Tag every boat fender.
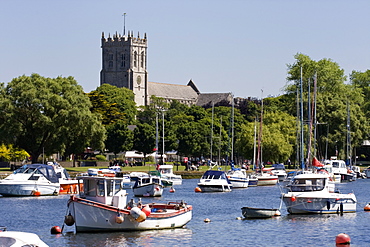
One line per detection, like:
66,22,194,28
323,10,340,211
64,213,75,226
130,207,147,222
32,190,41,196
141,204,151,216
50,226,62,234
290,196,296,202
326,201,331,210
115,213,124,224
335,233,350,245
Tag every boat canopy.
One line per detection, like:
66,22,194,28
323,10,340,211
15,164,59,183
201,170,228,180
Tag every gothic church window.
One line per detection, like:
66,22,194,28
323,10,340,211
134,51,137,67
141,52,144,68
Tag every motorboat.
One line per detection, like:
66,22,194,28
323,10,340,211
129,172,149,182
0,226,48,247
197,170,232,192
256,169,279,186
282,173,357,214
241,207,281,219
149,170,173,187
326,159,356,182
271,164,287,182
226,168,249,188
248,174,258,187
158,164,183,185
65,176,192,232
51,162,82,194
133,175,164,197
0,164,60,196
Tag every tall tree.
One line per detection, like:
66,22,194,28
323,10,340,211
132,123,156,165
0,74,106,163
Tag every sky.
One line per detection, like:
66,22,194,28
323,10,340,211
1,0,370,99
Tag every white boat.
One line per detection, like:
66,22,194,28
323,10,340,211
0,164,60,196
226,169,249,188
51,162,81,194
256,169,279,186
0,226,48,247
158,164,183,185
282,173,357,214
129,171,149,181
248,174,258,187
326,159,356,182
65,176,192,232
133,176,164,197
197,170,232,192
271,164,287,182
241,207,281,219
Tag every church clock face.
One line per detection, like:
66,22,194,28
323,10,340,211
137,75,141,85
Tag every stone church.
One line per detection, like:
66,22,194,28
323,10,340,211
100,31,232,107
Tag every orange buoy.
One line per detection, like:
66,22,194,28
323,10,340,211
335,233,350,245
194,187,202,193
364,203,370,211
32,190,41,196
169,187,175,193
290,196,296,202
50,226,62,234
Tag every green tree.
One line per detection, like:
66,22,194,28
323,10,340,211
132,123,156,165
0,74,106,163
105,120,134,156
285,53,367,160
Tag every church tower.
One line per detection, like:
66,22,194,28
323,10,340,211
100,31,148,106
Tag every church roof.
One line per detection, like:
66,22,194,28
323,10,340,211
196,93,233,107
148,81,198,100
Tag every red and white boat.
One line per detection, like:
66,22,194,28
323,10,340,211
64,176,192,232
256,168,278,186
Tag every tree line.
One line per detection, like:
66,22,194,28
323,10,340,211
1,53,369,166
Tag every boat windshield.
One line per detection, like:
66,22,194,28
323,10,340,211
289,178,325,192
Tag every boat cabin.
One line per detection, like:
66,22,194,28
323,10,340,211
288,175,327,192
78,176,128,209
201,170,229,181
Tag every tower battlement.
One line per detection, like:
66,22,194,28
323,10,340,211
101,31,147,46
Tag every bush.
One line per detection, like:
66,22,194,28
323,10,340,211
95,155,106,161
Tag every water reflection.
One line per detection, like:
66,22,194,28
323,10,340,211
62,228,192,247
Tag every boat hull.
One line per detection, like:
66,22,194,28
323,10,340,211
197,183,232,192
241,207,281,218
257,177,278,186
0,182,59,196
68,197,192,232
282,193,357,214
133,183,163,197
228,178,249,188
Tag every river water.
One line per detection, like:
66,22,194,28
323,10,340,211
1,178,370,246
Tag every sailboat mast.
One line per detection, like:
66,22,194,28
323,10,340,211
300,67,305,170
231,97,234,162
253,118,257,169
155,113,159,164
210,102,214,161
346,101,351,165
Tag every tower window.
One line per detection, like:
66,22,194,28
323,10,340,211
134,51,137,67
141,52,144,68
109,61,113,68
108,54,113,60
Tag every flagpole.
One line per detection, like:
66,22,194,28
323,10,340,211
122,13,127,36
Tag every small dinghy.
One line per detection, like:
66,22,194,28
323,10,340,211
241,207,281,219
